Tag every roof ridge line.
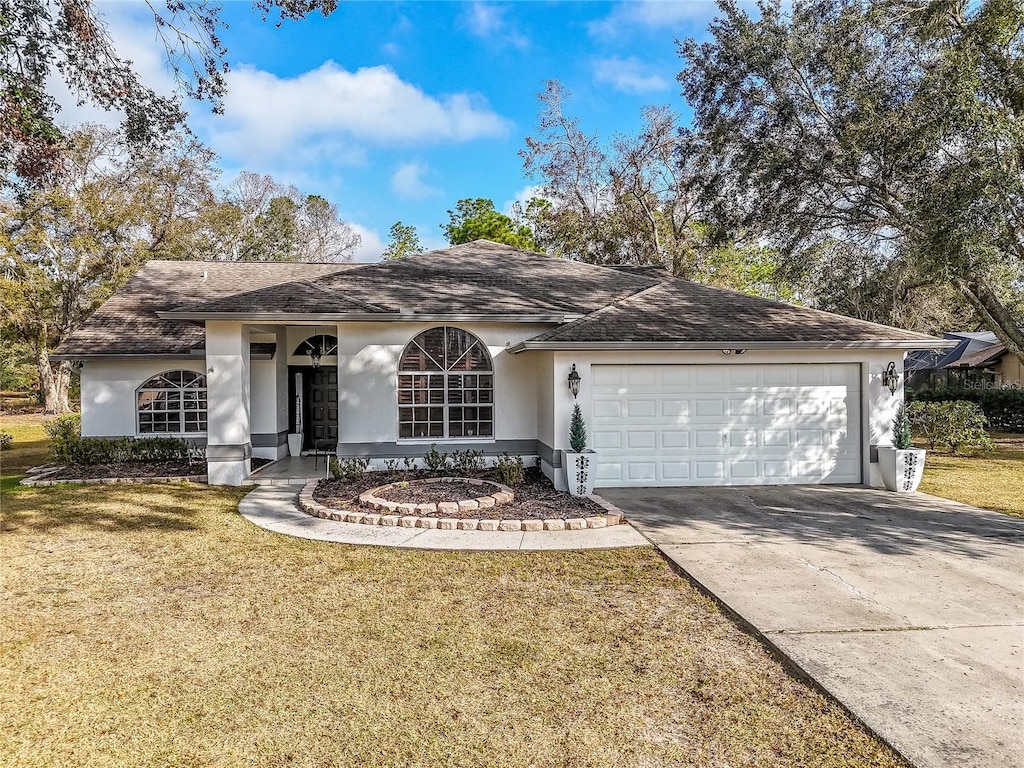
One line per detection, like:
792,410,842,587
530,281,668,342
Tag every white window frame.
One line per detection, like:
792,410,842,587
136,370,208,436
397,327,494,441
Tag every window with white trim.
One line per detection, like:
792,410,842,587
398,327,493,439
137,370,207,434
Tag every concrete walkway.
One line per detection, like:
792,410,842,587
239,484,649,551
600,485,1024,768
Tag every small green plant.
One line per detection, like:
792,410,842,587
450,449,484,474
569,403,588,452
423,443,450,472
0,433,12,451
330,456,370,481
493,452,525,486
892,405,912,450
907,400,993,453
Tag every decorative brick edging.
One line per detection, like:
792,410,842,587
299,480,626,531
358,477,515,515
21,473,207,487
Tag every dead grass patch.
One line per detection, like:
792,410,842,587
0,483,906,768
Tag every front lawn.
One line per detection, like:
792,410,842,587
0,414,50,476
0,483,904,768
919,446,1024,518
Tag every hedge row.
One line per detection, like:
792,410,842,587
908,389,1024,432
44,414,204,465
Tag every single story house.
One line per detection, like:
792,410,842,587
53,240,950,489
946,342,1023,390
905,331,1001,391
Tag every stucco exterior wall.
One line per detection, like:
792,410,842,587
531,348,904,489
80,359,207,438
995,354,1024,388
333,321,549,458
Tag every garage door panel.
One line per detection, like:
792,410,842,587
593,364,861,487
592,430,622,450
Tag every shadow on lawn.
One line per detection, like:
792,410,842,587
0,481,232,535
601,484,1024,561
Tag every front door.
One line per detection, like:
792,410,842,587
307,367,339,448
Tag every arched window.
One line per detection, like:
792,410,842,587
398,327,493,439
137,370,207,434
293,334,338,358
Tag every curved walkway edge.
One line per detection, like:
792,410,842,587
238,484,650,551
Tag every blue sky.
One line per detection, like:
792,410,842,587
62,2,724,259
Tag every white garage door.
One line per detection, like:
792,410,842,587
591,364,861,487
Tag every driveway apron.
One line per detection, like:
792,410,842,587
601,485,1024,768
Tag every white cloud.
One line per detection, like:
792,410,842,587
462,3,529,50
502,184,546,216
209,62,510,165
350,223,386,262
593,56,671,94
588,1,720,39
390,162,442,200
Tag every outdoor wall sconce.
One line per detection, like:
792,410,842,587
882,361,901,395
567,364,581,399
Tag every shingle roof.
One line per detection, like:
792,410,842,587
54,260,354,357
951,342,1007,369
167,240,660,316
522,279,936,345
55,240,944,358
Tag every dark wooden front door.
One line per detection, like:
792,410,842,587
307,368,339,448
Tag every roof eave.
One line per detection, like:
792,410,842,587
507,339,958,354
157,311,581,324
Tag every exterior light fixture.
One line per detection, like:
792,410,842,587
308,326,322,369
882,361,900,395
567,364,581,399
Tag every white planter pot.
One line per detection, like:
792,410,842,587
563,450,597,497
878,447,926,493
287,433,303,457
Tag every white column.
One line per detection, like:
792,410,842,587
205,321,251,485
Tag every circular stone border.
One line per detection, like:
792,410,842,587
358,477,515,516
300,479,625,531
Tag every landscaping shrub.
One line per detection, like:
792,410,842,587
330,456,370,481
907,400,994,453
423,444,450,472
892,405,912,449
48,429,203,466
44,415,81,456
909,389,1024,432
0,433,12,450
569,403,588,452
450,449,484,474
493,453,525,486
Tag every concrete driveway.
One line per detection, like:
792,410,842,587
599,485,1024,768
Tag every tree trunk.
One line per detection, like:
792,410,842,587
952,278,1024,365
37,350,72,415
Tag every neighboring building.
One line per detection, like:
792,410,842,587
906,331,1022,391
951,342,1023,389
53,241,951,488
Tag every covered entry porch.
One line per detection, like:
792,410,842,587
206,321,340,485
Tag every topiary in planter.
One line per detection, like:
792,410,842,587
569,403,587,453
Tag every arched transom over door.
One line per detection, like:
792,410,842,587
398,327,493,439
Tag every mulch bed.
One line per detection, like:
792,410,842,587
376,480,493,505
314,467,603,520
40,460,203,481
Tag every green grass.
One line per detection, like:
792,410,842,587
0,483,905,768
920,448,1024,518
0,414,51,476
